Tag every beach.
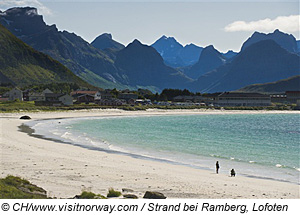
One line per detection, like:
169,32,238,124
0,109,299,198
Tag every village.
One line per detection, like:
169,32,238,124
1,87,300,110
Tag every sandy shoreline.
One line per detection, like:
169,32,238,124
1,109,299,198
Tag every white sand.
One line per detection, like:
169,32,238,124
0,109,299,198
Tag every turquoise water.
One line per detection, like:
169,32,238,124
30,113,300,184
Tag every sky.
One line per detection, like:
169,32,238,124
0,0,299,52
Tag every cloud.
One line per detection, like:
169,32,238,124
224,15,300,33
0,0,52,15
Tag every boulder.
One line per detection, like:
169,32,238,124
20,115,31,120
123,194,138,199
143,191,166,199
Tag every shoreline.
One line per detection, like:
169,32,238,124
1,109,299,198
20,115,299,186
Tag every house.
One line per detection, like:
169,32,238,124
75,94,95,103
58,94,73,106
28,89,53,102
216,92,271,107
71,91,101,103
28,92,45,101
43,88,53,94
35,93,73,106
7,88,23,101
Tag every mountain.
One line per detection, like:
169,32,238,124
297,40,300,54
115,40,192,89
151,35,204,67
91,33,125,51
185,45,226,79
0,7,126,89
178,44,203,66
222,50,237,60
241,29,298,53
238,75,300,94
191,40,300,93
0,24,90,87
151,35,183,67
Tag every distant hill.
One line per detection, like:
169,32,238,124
151,36,203,67
238,76,300,94
191,40,300,93
91,33,125,51
0,7,126,89
241,29,298,53
0,24,91,87
115,40,192,89
185,45,226,79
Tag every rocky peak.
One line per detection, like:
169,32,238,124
0,7,47,36
241,29,297,53
98,33,113,40
130,39,143,46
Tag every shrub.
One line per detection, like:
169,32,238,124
76,191,106,199
0,175,47,199
107,188,121,198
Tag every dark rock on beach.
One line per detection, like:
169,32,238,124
20,115,31,120
123,194,138,199
143,191,166,199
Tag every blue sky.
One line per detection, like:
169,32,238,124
0,0,299,52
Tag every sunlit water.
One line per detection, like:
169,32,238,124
27,113,300,184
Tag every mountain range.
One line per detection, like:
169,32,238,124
151,36,203,68
0,23,91,88
241,29,298,53
0,7,299,93
0,7,125,89
191,40,300,92
0,7,190,91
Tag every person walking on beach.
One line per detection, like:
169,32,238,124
216,161,220,174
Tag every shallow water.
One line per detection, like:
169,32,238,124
27,113,300,184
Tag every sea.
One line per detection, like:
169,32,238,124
25,113,300,184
